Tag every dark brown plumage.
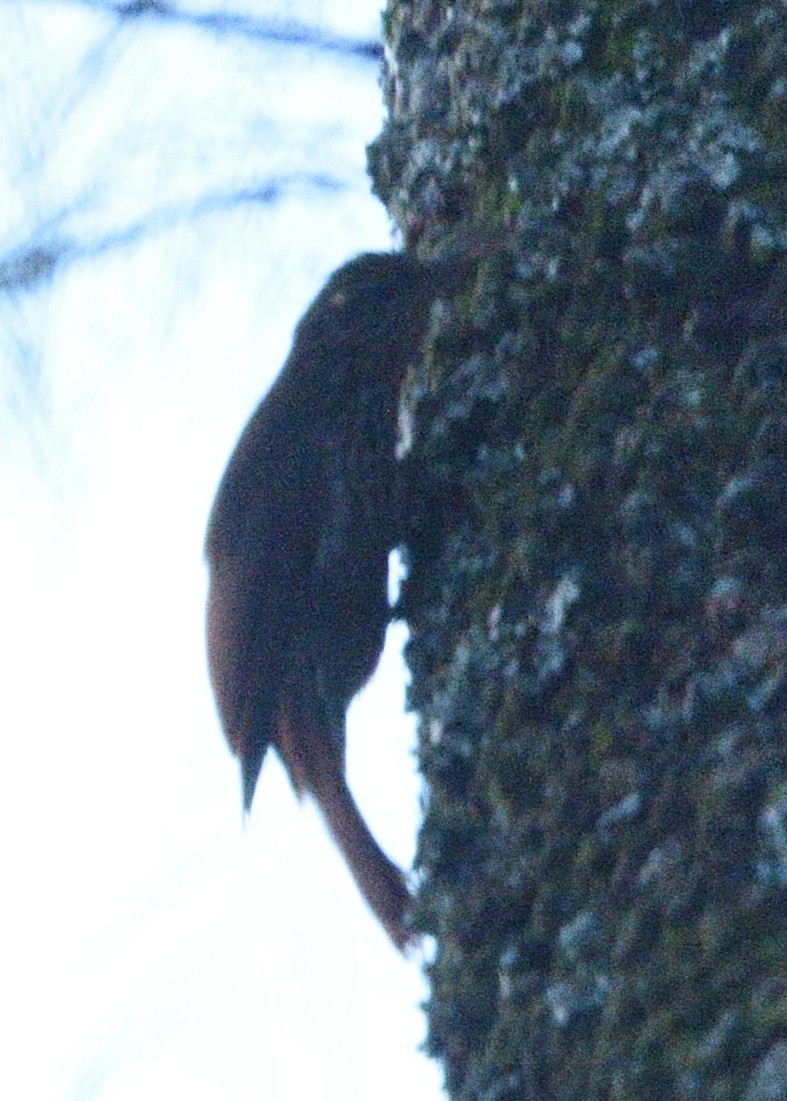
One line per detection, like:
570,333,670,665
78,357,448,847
205,241,499,949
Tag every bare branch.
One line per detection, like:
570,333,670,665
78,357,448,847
0,174,345,292
23,0,384,61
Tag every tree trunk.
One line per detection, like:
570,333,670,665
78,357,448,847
369,3,787,1099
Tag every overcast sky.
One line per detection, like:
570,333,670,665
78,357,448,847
1,4,442,1099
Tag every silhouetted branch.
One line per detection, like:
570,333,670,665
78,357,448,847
0,174,345,293
26,0,384,61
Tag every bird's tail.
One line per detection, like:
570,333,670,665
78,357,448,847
275,705,413,951
313,772,413,951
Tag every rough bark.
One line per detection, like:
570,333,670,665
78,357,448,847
368,2,787,1099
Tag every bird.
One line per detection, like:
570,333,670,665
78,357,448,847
205,237,502,949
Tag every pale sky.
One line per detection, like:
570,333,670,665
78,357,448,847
0,4,442,1099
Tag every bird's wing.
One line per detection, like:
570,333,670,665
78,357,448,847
205,392,322,809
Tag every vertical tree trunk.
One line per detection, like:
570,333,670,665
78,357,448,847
369,3,787,1098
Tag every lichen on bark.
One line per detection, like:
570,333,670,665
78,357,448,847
369,2,787,1099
